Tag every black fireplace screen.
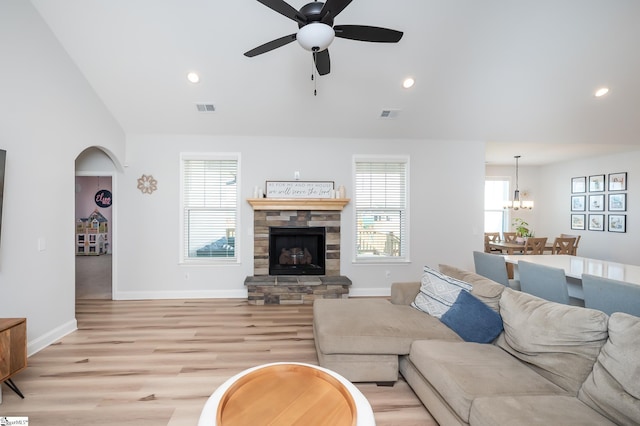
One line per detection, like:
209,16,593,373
269,227,326,275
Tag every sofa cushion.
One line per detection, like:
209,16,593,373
390,281,421,305
411,265,472,318
578,312,640,425
409,340,567,423
440,290,503,343
470,395,617,426
439,264,505,313
495,288,609,394
313,298,461,355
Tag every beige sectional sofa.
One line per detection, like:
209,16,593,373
313,265,640,425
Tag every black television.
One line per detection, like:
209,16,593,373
0,149,5,245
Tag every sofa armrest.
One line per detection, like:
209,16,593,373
390,282,421,305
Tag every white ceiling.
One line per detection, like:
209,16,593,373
31,0,640,165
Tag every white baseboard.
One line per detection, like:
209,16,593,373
113,289,249,300
27,319,77,357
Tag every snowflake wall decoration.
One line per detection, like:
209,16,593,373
137,174,158,194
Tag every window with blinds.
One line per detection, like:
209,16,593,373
354,158,409,261
181,154,239,262
485,178,509,233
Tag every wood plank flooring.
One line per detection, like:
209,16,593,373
0,299,437,426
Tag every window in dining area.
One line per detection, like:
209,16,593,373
485,178,509,233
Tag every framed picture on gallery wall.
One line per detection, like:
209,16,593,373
608,172,627,191
589,175,605,192
608,193,627,211
571,176,586,193
571,195,586,211
588,194,605,211
608,214,626,233
588,214,605,231
571,214,586,230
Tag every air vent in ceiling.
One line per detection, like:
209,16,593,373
380,109,400,119
196,103,215,112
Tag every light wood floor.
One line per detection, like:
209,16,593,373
75,254,112,300
1,298,437,426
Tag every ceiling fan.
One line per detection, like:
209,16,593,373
244,0,403,76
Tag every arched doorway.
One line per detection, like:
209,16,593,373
75,147,118,301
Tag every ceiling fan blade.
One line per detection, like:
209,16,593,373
334,25,403,43
314,49,331,75
257,0,306,24
244,33,297,57
319,0,353,21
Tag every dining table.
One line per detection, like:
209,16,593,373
503,254,640,300
487,240,553,255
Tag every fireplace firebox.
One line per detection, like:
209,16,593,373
269,227,326,275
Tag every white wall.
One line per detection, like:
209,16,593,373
0,1,125,354
488,150,640,265
116,135,486,298
537,151,640,264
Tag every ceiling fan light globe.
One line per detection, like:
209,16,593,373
297,23,335,52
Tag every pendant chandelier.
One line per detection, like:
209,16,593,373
503,155,533,210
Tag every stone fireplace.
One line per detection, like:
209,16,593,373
253,209,341,276
245,198,351,305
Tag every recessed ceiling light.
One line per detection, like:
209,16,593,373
402,77,415,89
187,72,200,84
595,87,609,97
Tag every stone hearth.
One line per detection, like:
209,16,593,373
245,275,352,305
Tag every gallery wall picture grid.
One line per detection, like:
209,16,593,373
588,214,605,231
608,193,627,211
608,214,626,233
588,194,605,211
571,214,586,230
589,175,605,192
608,172,627,191
571,195,586,211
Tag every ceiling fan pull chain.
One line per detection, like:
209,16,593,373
312,52,317,96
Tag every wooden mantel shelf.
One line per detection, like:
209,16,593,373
247,198,350,211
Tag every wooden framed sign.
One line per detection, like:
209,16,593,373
266,181,334,199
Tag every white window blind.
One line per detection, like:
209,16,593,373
484,178,509,233
181,155,238,261
354,159,408,260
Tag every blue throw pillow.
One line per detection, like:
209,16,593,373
440,290,503,343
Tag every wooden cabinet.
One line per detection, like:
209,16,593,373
0,318,27,383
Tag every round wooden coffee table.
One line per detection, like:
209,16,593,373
198,362,376,426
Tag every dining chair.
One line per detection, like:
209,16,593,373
473,251,520,290
560,233,581,255
502,232,517,243
484,232,501,253
581,274,640,316
552,237,576,255
523,237,548,255
518,260,569,304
